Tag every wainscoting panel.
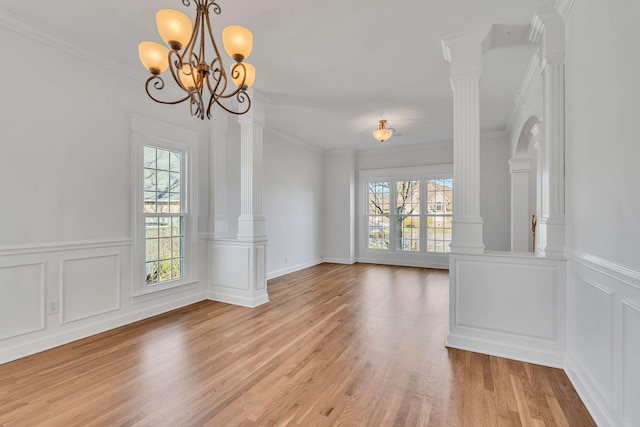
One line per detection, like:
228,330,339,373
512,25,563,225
61,254,120,324
456,260,556,340
256,245,266,290
565,253,640,427
448,252,566,368
210,244,250,290
208,239,269,308
0,238,206,365
622,300,640,426
0,262,44,340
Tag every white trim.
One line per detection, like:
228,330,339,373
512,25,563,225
322,257,357,265
207,290,269,308
0,238,132,257
359,164,453,180
0,8,144,83
131,114,200,298
357,257,449,271
569,252,640,291
267,258,324,280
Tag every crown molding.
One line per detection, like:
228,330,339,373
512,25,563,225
506,51,543,133
263,126,322,154
0,8,145,83
555,0,575,21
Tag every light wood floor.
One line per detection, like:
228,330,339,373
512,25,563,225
0,263,595,426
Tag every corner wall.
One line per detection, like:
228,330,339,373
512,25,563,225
563,1,640,425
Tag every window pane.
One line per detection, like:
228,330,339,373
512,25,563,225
171,259,182,279
398,215,420,251
169,172,180,192
144,146,156,169
172,217,182,236
144,169,156,191
145,239,158,263
157,149,170,171
145,217,159,238
368,181,390,215
159,238,172,260
368,215,389,249
170,152,181,172
157,192,170,213
157,171,170,193
146,262,158,285
159,260,172,281
396,180,420,215
144,192,157,213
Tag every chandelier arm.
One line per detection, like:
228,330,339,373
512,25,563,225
204,10,228,93
207,91,251,118
145,75,191,105
207,1,221,15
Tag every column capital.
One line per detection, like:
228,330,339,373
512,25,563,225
441,25,492,78
238,88,268,126
530,9,565,63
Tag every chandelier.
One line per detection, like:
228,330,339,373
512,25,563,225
138,1,255,120
373,120,395,142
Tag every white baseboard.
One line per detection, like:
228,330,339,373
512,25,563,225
267,258,324,280
565,355,622,427
0,291,206,365
207,290,269,308
446,333,565,369
357,257,449,270
322,257,356,265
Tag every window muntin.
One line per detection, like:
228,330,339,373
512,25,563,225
143,146,184,285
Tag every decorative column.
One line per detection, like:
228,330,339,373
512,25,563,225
509,158,532,252
237,89,267,241
442,26,492,254
209,112,229,238
208,89,269,308
531,10,566,257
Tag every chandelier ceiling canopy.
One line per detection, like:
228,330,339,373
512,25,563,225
138,0,255,120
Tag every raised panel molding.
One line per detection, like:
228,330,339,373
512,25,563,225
61,254,120,324
0,262,45,340
622,300,640,425
210,244,250,290
448,252,566,368
565,254,640,427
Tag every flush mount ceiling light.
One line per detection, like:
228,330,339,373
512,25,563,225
372,119,395,142
138,1,255,120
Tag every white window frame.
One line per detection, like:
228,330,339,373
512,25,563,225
359,164,453,269
131,114,199,297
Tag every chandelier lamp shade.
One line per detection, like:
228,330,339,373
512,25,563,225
138,1,255,120
373,119,395,142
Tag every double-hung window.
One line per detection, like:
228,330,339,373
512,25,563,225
132,114,198,297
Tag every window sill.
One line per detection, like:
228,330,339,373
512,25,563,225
131,278,200,305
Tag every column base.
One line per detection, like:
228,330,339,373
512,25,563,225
450,217,485,254
535,216,565,257
208,239,269,308
237,216,266,241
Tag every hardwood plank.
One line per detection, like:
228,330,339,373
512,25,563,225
0,263,596,426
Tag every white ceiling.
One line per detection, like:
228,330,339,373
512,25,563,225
0,0,552,151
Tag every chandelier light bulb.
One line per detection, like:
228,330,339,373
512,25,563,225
232,62,256,89
138,41,170,74
222,26,253,62
156,9,193,50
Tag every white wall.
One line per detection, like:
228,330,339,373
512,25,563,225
480,133,511,251
264,132,324,278
563,1,640,426
323,150,356,263
0,24,208,363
